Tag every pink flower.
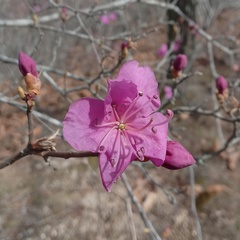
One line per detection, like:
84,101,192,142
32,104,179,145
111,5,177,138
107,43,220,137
61,7,68,15
164,86,173,99
99,14,111,25
33,5,41,13
63,60,195,191
99,12,118,25
173,40,181,52
216,76,228,94
18,52,38,77
157,43,168,57
109,12,118,22
173,54,188,71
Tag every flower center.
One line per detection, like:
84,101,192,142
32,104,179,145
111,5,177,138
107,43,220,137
118,123,125,130
94,90,173,166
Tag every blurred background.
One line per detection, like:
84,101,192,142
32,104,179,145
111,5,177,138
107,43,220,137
0,0,240,239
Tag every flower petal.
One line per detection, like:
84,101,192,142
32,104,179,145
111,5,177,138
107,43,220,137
115,61,159,98
63,98,109,152
105,79,139,118
99,151,135,192
162,141,196,170
127,112,169,166
113,60,161,111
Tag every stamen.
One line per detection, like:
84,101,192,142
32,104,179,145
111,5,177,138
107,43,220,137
122,130,143,161
166,109,174,120
109,130,121,168
98,126,117,152
127,118,154,131
137,147,145,161
124,97,155,123
99,146,105,151
95,121,119,128
152,109,173,127
151,126,157,133
121,93,143,122
112,104,121,122
110,159,116,167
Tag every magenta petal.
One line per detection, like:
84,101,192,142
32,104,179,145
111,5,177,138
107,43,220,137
18,52,38,77
127,112,168,166
99,152,134,192
105,79,138,117
162,141,195,170
114,60,161,107
142,112,168,166
109,60,160,117
63,98,108,152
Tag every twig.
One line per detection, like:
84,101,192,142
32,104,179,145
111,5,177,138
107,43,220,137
189,166,203,240
121,173,162,240
0,148,31,169
126,198,137,240
0,149,98,170
27,108,34,145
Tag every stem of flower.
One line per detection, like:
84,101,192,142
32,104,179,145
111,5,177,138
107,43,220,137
27,107,34,146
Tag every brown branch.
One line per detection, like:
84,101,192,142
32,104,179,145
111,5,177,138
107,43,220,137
0,148,31,169
0,148,99,170
42,151,99,160
27,108,34,145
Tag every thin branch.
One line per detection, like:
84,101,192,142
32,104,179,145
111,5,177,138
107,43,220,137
121,173,162,240
189,166,203,240
0,148,31,169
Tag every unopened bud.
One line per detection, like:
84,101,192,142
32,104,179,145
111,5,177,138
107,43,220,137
61,7,68,22
164,86,173,99
173,54,188,71
121,40,137,59
25,73,41,95
216,76,228,94
157,43,168,57
18,52,38,77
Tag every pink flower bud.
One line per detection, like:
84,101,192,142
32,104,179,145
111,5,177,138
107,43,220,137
18,52,38,77
162,141,196,170
121,41,129,50
33,5,41,13
164,86,173,99
216,76,228,94
61,7,68,15
173,54,188,71
99,15,110,25
173,40,181,52
157,43,168,57
109,12,118,22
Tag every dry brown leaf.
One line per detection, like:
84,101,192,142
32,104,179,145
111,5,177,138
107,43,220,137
142,191,158,212
184,184,203,197
196,184,228,211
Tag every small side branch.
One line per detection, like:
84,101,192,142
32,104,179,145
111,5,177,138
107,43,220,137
0,148,31,169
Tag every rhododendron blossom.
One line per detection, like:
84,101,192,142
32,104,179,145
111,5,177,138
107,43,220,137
63,60,195,191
